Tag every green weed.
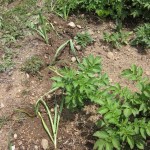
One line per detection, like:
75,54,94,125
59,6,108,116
131,23,150,49
74,32,94,48
21,56,44,75
103,31,131,48
55,0,80,20
0,0,38,45
29,13,50,44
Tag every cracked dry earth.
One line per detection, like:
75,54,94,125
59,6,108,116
0,18,150,150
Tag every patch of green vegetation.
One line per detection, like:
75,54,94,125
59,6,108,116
103,31,131,48
0,48,14,73
74,32,94,48
0,0,38,45
21,56,44,75
131,23,150,49
28,13,50,44
50,55,150,150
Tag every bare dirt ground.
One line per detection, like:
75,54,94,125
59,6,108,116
0,11,150,150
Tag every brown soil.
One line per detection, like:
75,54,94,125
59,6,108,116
0,12,150,150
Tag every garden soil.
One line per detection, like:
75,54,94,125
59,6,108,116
0,10,150,150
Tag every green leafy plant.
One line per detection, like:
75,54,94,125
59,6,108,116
93,64,150,150
131,23,150,49
0,0,37,45
54,0,150,30
21,56,44,75
29,13,50,44
51,55,109,109
35,89,64,149
131,0,150,20
55,0,81,20
103,31,131,48
74,32,94,48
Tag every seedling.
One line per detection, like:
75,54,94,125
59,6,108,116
52,39,77,64
35,88,64,149
131,23,150,49
29,13,50,44
74,32,94,48
103,31,131,48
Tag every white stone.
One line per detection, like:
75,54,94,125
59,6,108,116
51,108,54,112
0,103,4,109
107,52,114,60
41,139,49,150
77,25,82,29
34,145,38,150
71,57,76,62
26,73,30,79
47,94,51,99
67,22,76,28
146,71,150,76
11,145,15,150
14,134,17,139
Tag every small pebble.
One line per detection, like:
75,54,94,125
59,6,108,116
51,108,54,112
107,52,114,60
53,21,57,25
71,57,76,62
47,94,51,99
26,73,30,79
75,45,82,51
77,25,82,29
41,139,49,150
0,103,4,109
34,145,38,150
11,145,15,150
14,134,17,139
146,71,150,76
67,22,76,28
